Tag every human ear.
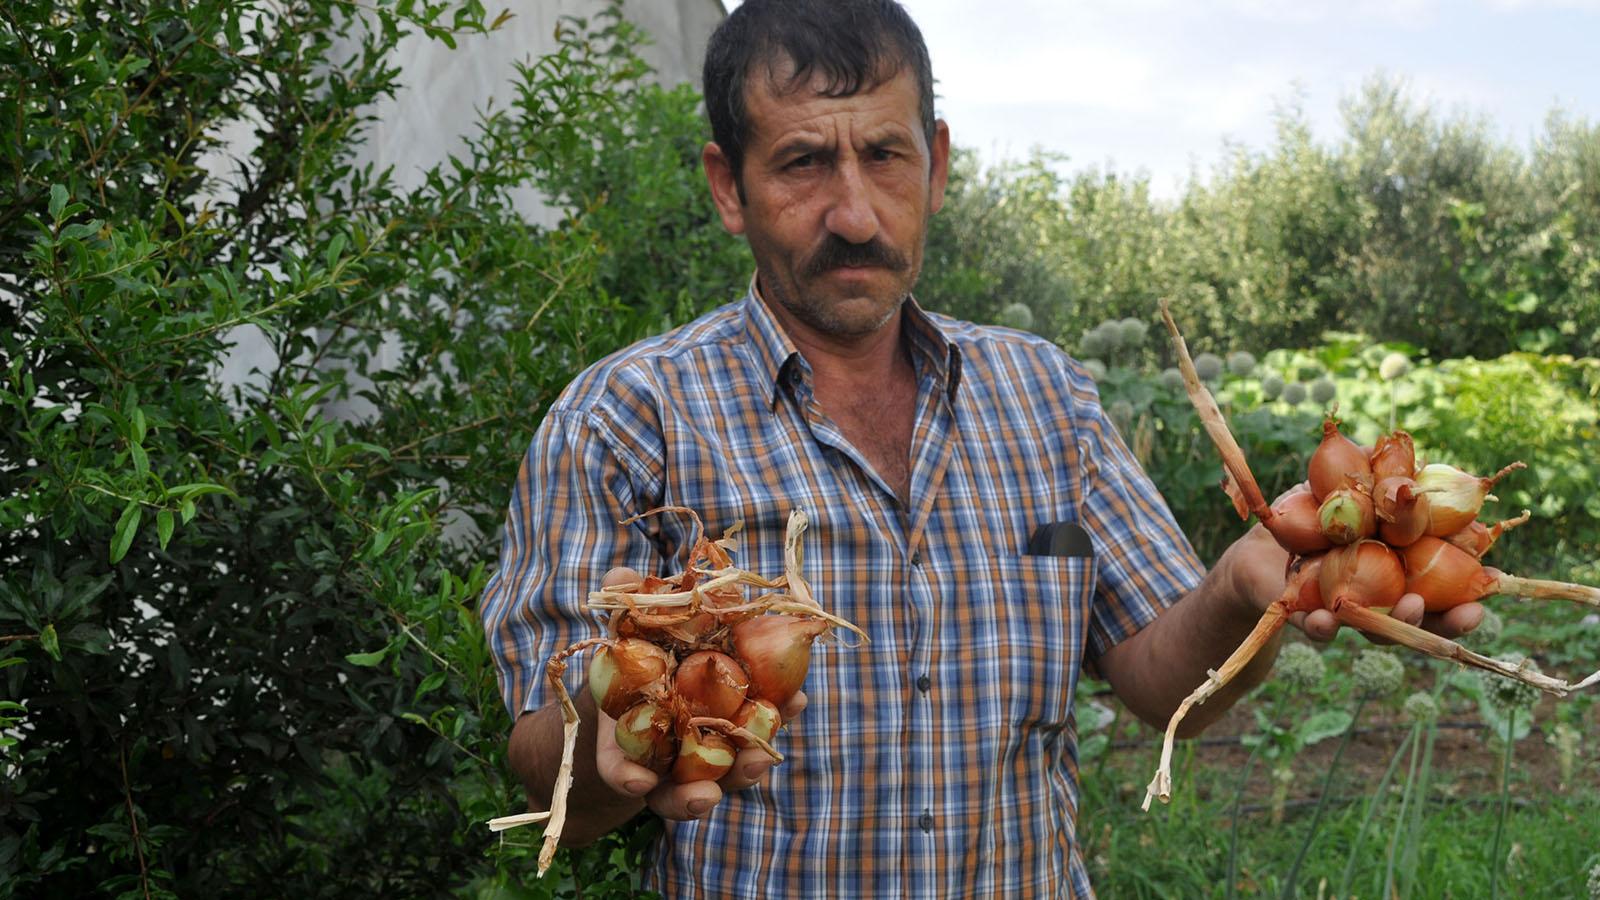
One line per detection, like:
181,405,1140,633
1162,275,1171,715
702,142,746,235
928,119,951,214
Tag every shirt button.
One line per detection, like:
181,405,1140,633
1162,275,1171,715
909,550,922,566
916,674,931,693
918,810,934,833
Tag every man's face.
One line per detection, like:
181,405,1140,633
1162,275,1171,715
704,62,950,340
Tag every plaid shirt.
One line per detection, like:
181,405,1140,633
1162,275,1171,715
481,288,1204,898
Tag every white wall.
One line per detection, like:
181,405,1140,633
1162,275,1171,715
213,0,726,408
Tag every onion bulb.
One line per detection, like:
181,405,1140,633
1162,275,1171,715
731,615,830,706
1416,462,1525,536
1318,485,1376,545
730,698,782,750
671,728,736,783
1399,536,1497,612
613,700,676,774
1318,540,1405,612
1309,416,1373,500
1373,476,1430,547
588,638,675,719
1369,431,1417,481
673,651,749,720
1265,484,1333,555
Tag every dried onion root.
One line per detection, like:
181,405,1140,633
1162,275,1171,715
1143,300,1600,810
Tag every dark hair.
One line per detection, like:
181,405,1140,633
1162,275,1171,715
702,0,936,194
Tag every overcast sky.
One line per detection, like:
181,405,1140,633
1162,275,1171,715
726,0,1600,197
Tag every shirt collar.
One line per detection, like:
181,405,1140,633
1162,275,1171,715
740,273,963,410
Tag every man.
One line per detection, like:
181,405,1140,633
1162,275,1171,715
480,1,1481,895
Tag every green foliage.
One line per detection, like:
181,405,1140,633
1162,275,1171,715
1,3,740,896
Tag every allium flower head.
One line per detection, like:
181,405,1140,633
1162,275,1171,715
1276,642,1326,691
1481,655,1542,712
1193,352,1224,382
1281,382,1308,406
1586,856,1600,899
1403,690,1439,723
1227,351,1258,376
1080,330,1109,360
1260,374,1285,400
1159,367,1185,391
997,302,1035,332
1082,359,1108,381
1379,352,1412,381
1310,377,1338,406
1352,649,1404,698
1118,317,1149,346
1109,399,1135,429
1094,320,1125,351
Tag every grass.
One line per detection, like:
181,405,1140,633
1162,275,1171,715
1083,779,1598,898
1078,648,1599,899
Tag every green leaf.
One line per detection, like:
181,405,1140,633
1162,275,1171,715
162,482,238,500
415,670,447,700
1294,710,1354,747
131,444,149,480
325,233,347,270
0,658,24,671
49,184,67,220
345,649,388,667
368,529,395,560
40,624,61,662
132,408,148,443
110,501,141,564
180,499,196,525
157,509,174,550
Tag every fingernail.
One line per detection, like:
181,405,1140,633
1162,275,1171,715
624,780,650,796
687,799,712,817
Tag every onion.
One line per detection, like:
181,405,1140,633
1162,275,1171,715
1445,510,1531,558
1373,476,1430,547
1369,431,1417,481
1309,416,1372,501
670,728,736,783
729,698,782,749
730,615,830,706
673,651,749,720
613,700,677,774
588,638,675,719
1416,461,1525,536
1318,485,1376,545
1264,485,1333,555
1399,536,1498,612
1318,540,1405,612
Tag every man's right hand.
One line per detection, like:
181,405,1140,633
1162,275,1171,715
592,567,806,822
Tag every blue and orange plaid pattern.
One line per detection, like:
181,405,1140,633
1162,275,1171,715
480,288,1205,897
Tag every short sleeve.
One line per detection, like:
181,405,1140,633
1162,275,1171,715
1070,374,1206,678
478,409,663,717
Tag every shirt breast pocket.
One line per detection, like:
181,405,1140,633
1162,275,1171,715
986,554,1097,732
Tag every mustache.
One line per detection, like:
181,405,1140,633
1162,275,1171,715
801,235,910,277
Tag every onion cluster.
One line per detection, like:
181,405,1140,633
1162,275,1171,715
590,612,834,783
552,508,863,791
1263,414,1527,613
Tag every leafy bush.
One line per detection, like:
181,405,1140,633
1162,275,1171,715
1,4,740,896
919,78,1600,363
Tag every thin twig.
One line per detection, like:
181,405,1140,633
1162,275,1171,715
118,742,153,900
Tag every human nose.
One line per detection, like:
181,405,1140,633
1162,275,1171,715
821,159,880,244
